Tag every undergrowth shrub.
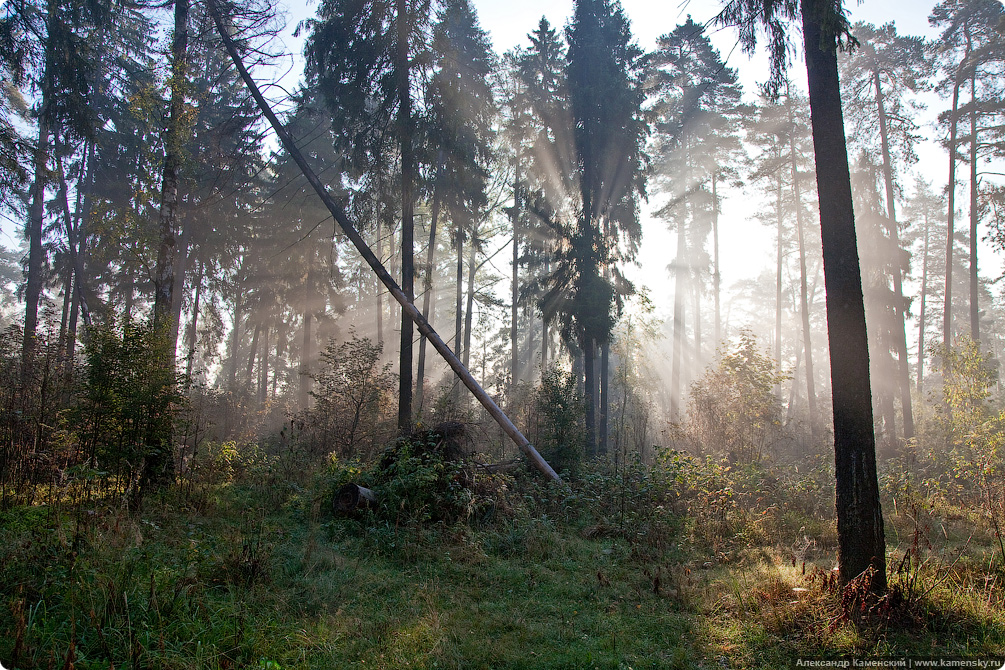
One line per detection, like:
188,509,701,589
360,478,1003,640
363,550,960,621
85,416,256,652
294,333,395,461
528,366,585,474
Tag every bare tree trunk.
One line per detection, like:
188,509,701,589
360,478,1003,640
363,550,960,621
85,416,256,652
584,336,597,457
22,114,50,378
917,207,931,395
299,308,312,408
455,227,464,360
376,219,384,347
775,171,784,400
969,69,979,344
944,63,963,347
416,150,443,413
712,171,721,348
185,259,204,380
396,0,415,432
874,69,915,440
801,0,885,589
511,173,520,395
670,215,686,421
228,286,241,389
153,0,190,352
791,138,819,442
245,323,261,389
259,323,270,405
463,224,477,369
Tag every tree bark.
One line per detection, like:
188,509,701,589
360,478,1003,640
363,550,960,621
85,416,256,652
801,0,885,589
712,171,721,348
670,210,686,421
969,68,979,344
185,259,203,380
396,0,415,432
22,114,50,378
873,69,915,441
944,63,963,347
584,336,597,457
917,206,931,395
788,94,819,441
463,223,477,369
775,169,784,401
153,0,190,353
511,173,520,395
416,149,444,413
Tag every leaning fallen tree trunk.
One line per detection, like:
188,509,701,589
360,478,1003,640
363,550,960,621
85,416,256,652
208,2,560,482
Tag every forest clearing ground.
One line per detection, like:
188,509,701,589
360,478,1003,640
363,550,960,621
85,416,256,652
1,462,1004,670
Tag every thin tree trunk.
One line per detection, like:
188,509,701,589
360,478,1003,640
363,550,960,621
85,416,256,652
584,336,597,457
541,316,549,370
944,64,963,347
786,88,818,439
712,171,721,348
259,323,270,405
801,0,885,589
228,286,241,389
22,114,50,377
463,224,477,369
376,219,384,346
874,69,915,440
396,0,415,432
670,214,686,421
599,340,609,456
300,308,312,408
511,173,520,395
245,323,261,388
184,259,203,380
170,217,192,350
917,207,931,395
969,68,979,344
775,169,784,400
455,227,464,360
416,150,443,412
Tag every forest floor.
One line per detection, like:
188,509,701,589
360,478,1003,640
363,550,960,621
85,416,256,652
1,459,1004,670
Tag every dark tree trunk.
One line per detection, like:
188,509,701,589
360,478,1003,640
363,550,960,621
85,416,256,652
300,308,312,408
245,323,261,388
801,0,885,590
376,219,384,346
184,259,203,380
22,115,50,378
416,150,443,413
462,225,477,369
599,341,609,455
153,0,190,350
583,336,597,457
396,0,415,432
170,217,192,349
455,227,464,361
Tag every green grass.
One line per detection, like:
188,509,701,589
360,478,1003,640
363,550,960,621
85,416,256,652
1,472,1004,670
